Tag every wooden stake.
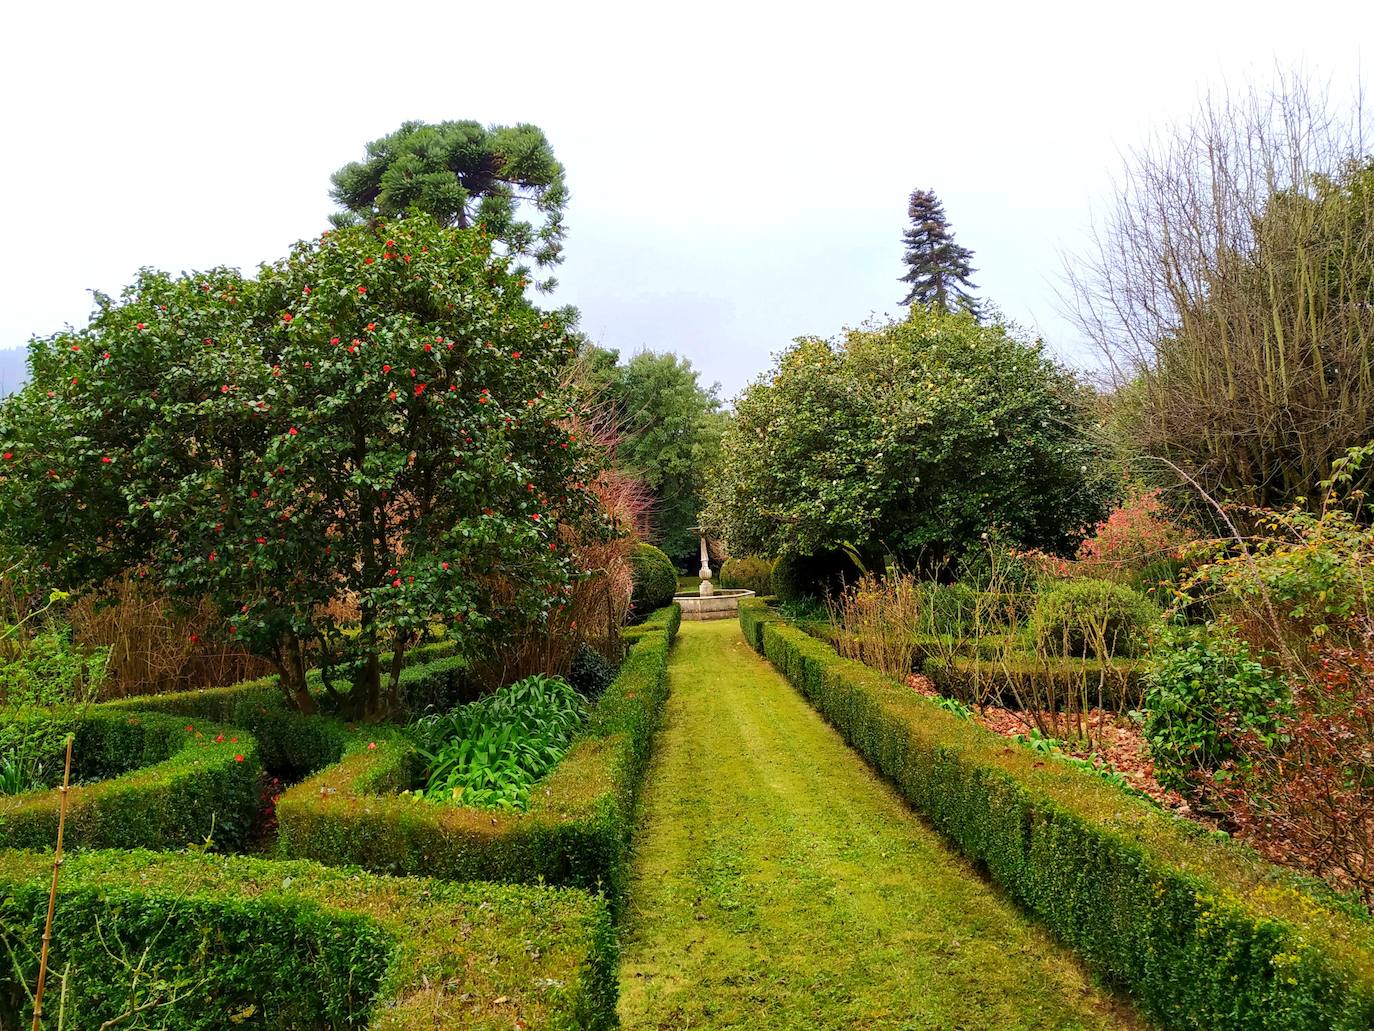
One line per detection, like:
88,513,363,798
31,734,73,1031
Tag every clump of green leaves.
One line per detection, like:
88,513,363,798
1031,578,1159,658
408,674,586,810
1142,622,1292,796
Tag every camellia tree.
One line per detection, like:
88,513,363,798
704,307,1114,570
0,214,604,716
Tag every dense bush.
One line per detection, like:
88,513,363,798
567,643,618,698
1031,578,1157,657
719,556,773,595
629,543,677,614
706,307,1114,568
408,674,587,809
276,605,681,905
1142,623,1292,796
0,849,617,1029
742,599,1374,1030
769,550,854,602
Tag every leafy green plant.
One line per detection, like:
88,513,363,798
1031,578,1158,658
719,557,774,595
1142,622,1292,796
567,644,618,698
408,674,587,810
629,543,677,616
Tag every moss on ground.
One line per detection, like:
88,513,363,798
618,620,1139,1030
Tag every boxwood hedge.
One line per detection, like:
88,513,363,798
739,599,1374,1030
0,849,615,1030
0,710,260,851
923,653,1144,709
276,605,682,905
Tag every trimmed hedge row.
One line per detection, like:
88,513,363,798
923,654,1144,709
275,604,682,905
0,849,616,1030
739,599,1374,1030
0,710,260,851
97,643,462,778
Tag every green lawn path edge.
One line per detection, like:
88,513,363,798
618,618,1137,1030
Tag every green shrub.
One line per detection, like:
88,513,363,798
0,849,616,1030
740,599,1374,1030
276,605,681,907
719,556,773,595
770,550,855,602
928,583,978,635
568,643,618,698
1031,578,1158,657
630,543,678,615
0,710,260,851
0,623,107,708
1142,623,1292,795
408,674,586,809
923,655,1144,710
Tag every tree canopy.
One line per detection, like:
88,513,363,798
705,308,1112,568
899,189,979,314
330,120,568,285
0,214,602,716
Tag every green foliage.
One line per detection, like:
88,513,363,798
567,643,617,698
1142,623,1293,795
0,623,106,708
0,710,260,850
923,654,1144,709
898,189,979,313
706,308,1114,569
585,347,724,563
769,551,853,602
718,556,773,595
0,849,617,1029
408,674,587,810
629,543,677,615
329,119,569,281
0,214,603,716
741,599,1374,1030
275,605,681,907
1031,578,1158,657
929,583,978,635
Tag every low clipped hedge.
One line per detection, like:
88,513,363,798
739,599,1374,1030
276,605,682,905
0,710,260,851
923,653,1144,709
97,643,462,778
0,849,616,1030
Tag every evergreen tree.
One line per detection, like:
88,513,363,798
898,189,979,313
330,120,568,285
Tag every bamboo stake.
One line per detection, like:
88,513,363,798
31,733,73,1031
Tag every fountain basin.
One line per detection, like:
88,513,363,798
673,589,756,621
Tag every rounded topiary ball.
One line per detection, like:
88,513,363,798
720,556,773,595
1031,578,1158,657
630,543,678,615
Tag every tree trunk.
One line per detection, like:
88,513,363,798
273,635,318,715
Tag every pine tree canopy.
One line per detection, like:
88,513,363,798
330,120,568,279
899,189,979,314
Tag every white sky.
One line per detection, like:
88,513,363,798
1,0,1369,398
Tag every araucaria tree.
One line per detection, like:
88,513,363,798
0,214,603,716
899,189,979,313
330,120,568,285
705,307,1112,568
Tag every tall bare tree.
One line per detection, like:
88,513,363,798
1065,74,1374,507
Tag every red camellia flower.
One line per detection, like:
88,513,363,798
234,754,245,763
415,383,426,396
385,239,395,247
208,551,217,562
215,734,225,743
136,323,146,330
101,456,112,464
382,364,391,373
357,286,367,295
282,313,293,323
364,257,374,265
441,561,449,570
367,322,376,332
2,452,11,461
392,578,401,587
531,513,541,521
185,725,194,732
512,351,521,360
288,427,298,436
331,336,341,346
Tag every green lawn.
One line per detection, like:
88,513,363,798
618,620,1138,1030
677,575,702,594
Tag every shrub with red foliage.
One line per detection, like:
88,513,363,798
1074,488,1188,581
1218,625,1374,906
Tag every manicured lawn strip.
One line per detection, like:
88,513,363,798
0,710,260,851
275,605,681,904
741,599,1374,1030
619,619,1134,1030
0,849,615,1030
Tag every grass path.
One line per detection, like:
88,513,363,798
618,620,1137,1030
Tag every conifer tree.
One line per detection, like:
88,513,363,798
898,189,979,313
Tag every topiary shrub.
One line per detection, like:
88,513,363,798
629,543,677,616
719,556,773,595
1142,622,1292,796
1031,578,1158,657
770,551,854,602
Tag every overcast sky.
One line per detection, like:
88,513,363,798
1,1,1369,398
